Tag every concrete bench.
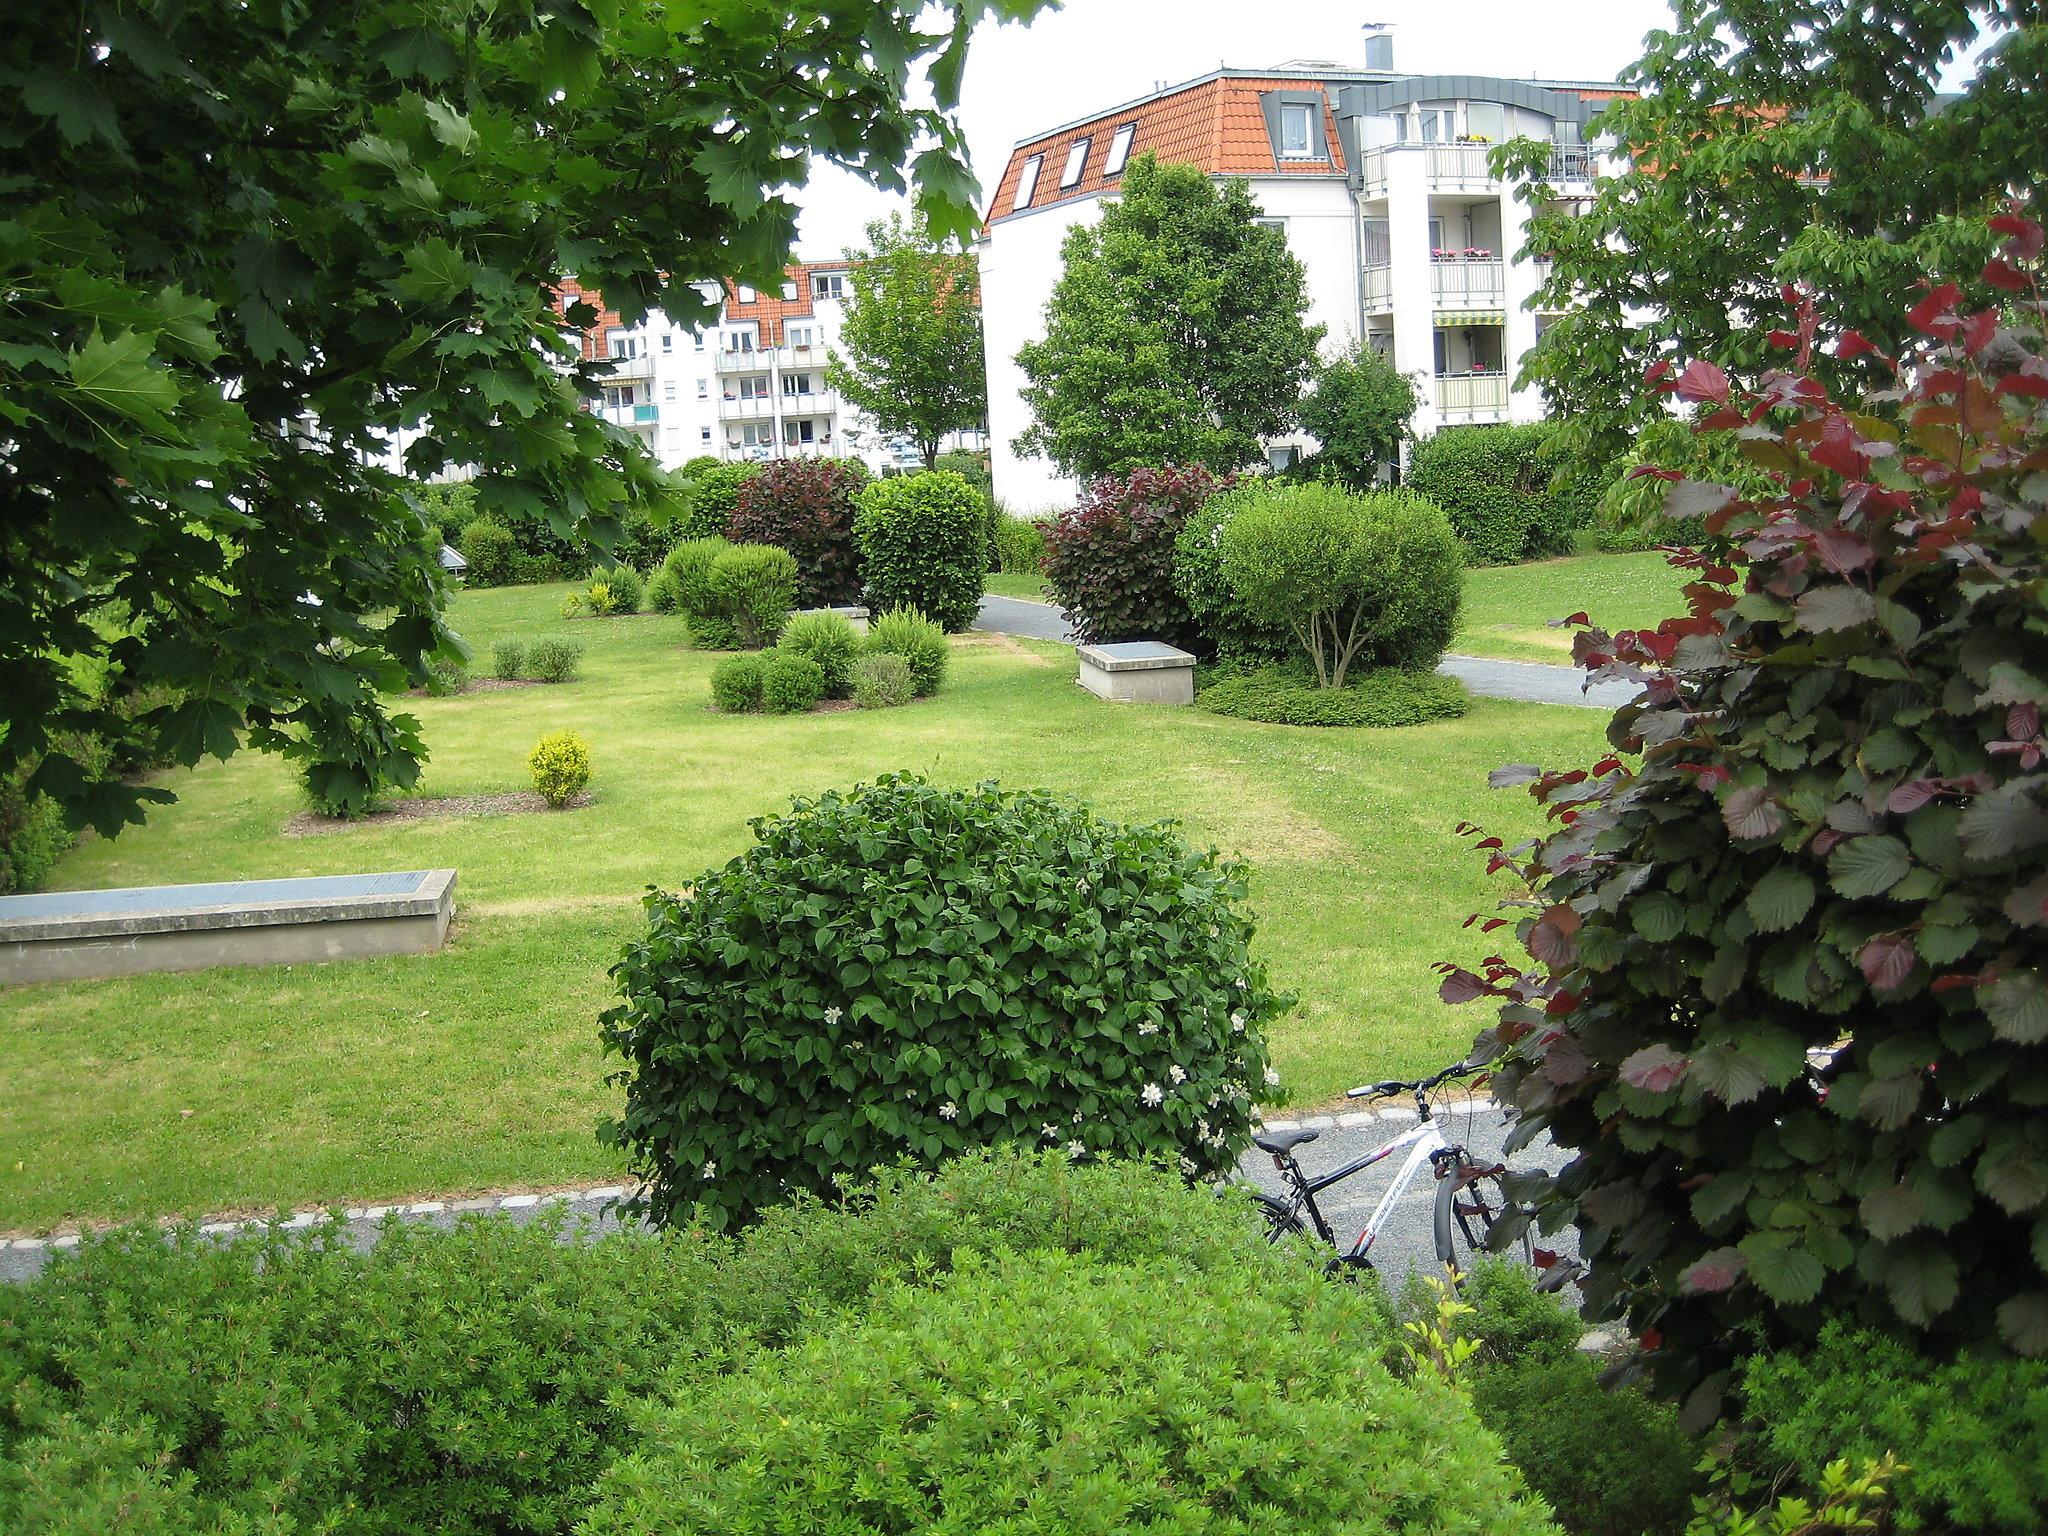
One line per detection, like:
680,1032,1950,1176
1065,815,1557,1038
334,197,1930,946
1076,641,1197,705
794,604,870,633
0,869,457,985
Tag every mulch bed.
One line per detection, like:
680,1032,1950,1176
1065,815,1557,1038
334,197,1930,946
406,678,546,697
284,790,593,836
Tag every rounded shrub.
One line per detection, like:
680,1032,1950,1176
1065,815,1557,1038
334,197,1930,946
728,457,868,607
578,1248,1549,1536
1173,485,1294,662
456,517,516,586
0,776,72,895
585,562,644,615
680,460,758,540
775,610,863,699
525,636,582,683
757,650,825,715
1042,464,1225,647
644,566,682,614
527,730,591,807
1218,484,1464,685
1196,664,1467,727
853,471,985,632
489,638,525,681
1405,422,1581,565
663,536,736,645
423,655,468,697
850,652,913,710
706,544,797,649
709,653,767,713
865,606,947,697
599,774,1293,1229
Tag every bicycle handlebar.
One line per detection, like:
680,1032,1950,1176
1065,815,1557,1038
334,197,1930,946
1345,1060,1484,1099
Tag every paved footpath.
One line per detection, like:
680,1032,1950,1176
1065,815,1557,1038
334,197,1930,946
974,593,1635,712
0,1103,1566,1289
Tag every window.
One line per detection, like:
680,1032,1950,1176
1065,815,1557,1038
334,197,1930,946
726,330,754,352
696,378,708,398
1011,154,1043,210
661,334,673,352
700,426,712,443
1104,123,1136,177
1429,216,1446,254
737,285,756,302
1255,217,1286,235
784,420,816,446
608,334,638,359
788,324,814,347
1279,102,1317,159
739,376,771,400
781,280,797,300
694,332,706,351
1419,107,1455,144
663,382,677,401
1060,138,1090,188
783,373,812,397
811,272,846,300
1433,330,1448,375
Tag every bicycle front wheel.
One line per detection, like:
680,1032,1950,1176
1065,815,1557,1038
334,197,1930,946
1433,1158,1532,1278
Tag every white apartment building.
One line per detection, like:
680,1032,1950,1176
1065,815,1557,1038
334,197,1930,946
564,266,983,476
978,38,1627,510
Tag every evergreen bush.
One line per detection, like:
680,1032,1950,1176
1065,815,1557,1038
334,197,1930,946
1406,423,1584,564
990,510,1048,576
456,517,517,586
864,607,948,697
490,638,525,681
757,650,825,714
709,653,768,713
524,637,583,684
1173,485,1294,662
527,730,591,807
850,652,914,709
852,471,985,631
584,562,644,614
704,544,797,649
680,461,758,540
775,611,863,699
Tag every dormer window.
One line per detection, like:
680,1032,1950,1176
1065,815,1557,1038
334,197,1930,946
1104,123,1136,176
1279,102,1317,158
1060,138,1090,188
1012,154,1043,210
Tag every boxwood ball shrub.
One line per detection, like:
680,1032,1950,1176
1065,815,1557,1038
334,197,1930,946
865,605,947,697
600,774,1293,1229
727,457,868,607
490,637,525,681
1219,484,1464,686
1406,421,1582,565
1450,223,2048,1403
1173,484,1294,663
851,651,913,710
456,516,517,586
1042,463,1226,648
526,729,591,807
525,636,582,683
580,1249,1552,1536
663,536,734,642
585,561,644,614
706,543,798,649
775,610,863,699
709,652,767,713
853,470,985,631
1197,664,1467,727
757,650,825,715
679,459,757,540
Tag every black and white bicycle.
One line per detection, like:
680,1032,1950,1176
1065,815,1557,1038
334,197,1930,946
1250,1059,1533,1277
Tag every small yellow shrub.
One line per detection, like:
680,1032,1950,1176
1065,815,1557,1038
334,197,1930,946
527,730,592,808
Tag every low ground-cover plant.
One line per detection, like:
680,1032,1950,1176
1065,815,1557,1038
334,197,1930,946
854,470,986,631
1197,664,1468,728
581,1248,1551,1536
851,652,913,709
728,458,867,607
1406,422,1587,564
1219,484,1464,686
758,651,826,714
1446,215,2048,1406
600,774,1292,1229
527,730,591,807
1042,464,1226,648
525,636,582,683
864,605,948,696
490,638,525,680
1174,485,1294,663
776,611,863,698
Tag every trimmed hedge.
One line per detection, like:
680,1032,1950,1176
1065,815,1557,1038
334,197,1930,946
1196,664,1468,727
758,650,825,714
853,471,985,631
699,544,797,650
456,517,517,585
990,510,1048,576
709,652,767,712
1405,423,1587,565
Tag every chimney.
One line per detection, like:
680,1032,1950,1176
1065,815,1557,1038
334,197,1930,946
1363,24,1393,71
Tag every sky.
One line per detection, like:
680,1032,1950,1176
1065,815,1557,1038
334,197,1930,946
788,0,1682,258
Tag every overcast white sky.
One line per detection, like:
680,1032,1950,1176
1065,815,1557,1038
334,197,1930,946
789,0,1680,257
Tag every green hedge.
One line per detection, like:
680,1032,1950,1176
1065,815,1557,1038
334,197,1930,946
1196,664,1468,727
853,471,986,632
1405,423,1589,565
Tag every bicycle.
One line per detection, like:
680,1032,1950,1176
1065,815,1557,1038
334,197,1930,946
1249,1059,1533,1277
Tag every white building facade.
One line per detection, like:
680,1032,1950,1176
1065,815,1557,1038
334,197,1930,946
979,48,1626,511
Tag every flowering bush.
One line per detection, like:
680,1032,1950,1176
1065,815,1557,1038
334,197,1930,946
599,774,1291,1228
1042,464,1227,648
1444,211,2048,1409
726,458,867,607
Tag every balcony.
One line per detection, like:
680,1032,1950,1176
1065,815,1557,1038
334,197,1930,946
718,394,776,421
1423,143,1495,190
770,343,828,369
1435,372,1510,420
601,402,658,428
778,389,836,416
1547,145,1596,186
601,351,654,380
1430,257,1504,309
1358,147,1389,199
1361,264,1393,312
717,348,769,373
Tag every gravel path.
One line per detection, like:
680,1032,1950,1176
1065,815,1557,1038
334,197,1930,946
972,594,1633,711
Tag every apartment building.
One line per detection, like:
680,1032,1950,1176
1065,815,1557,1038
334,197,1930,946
978,36,1627,509
561,266,982,475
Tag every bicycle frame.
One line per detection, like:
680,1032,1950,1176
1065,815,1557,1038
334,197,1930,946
1268,1112,1453,1264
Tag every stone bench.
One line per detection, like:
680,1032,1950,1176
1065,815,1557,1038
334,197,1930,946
1076,641,1197,706
795,604,870,633
0,869,457,986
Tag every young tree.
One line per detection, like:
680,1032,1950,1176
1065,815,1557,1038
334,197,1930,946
1502,0,2044,467
2,0,1037,832
1014,156,1323,481
825,214,986,470
1297,346,1419,491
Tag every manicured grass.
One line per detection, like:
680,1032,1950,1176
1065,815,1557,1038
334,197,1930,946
0,583,1607,1229
1454,552,1690,664
982,570,1053,602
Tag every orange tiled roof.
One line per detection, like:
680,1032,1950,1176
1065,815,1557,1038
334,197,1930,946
986,75,1346,225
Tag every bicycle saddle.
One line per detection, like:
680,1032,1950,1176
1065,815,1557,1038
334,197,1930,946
1252,1127,1320,1155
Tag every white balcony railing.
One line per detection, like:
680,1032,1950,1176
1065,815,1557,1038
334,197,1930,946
777,389,836,416
1430,258,1504,308
1424,143,1495,189
600,402,659,428
770,343,828,369
1547,145,1596,184
601,352,654,380
1361,264,1393,312
717,348,769,373
1358,147,1389,199
717,394,776,421
1435,372,1510,419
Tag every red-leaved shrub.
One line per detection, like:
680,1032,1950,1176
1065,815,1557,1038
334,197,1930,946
727,458,869,608
1042,465,1228,647
1442,209,2048,1415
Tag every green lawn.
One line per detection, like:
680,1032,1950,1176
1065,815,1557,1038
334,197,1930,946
983,570,1053,602
1453,552,1690,664
0,583,1607,1230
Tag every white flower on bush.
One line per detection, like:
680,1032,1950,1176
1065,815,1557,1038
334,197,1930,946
700,1160,716,1181
1168,1065,1187,1085
1141,1082,1164,1107
1066,1139,1087,1160
1077,878,1090,895
1264,1066,1282,1087
1178,1155,1200,1177
1196,1118,1212,1140
1236,976,1249,991
823,1005,842,1026
939,1101,958,1121
1230,1011,1245,1033
1137,1020,1159,1037
1041,1122,1059,1140
1072,1110,1084,1125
